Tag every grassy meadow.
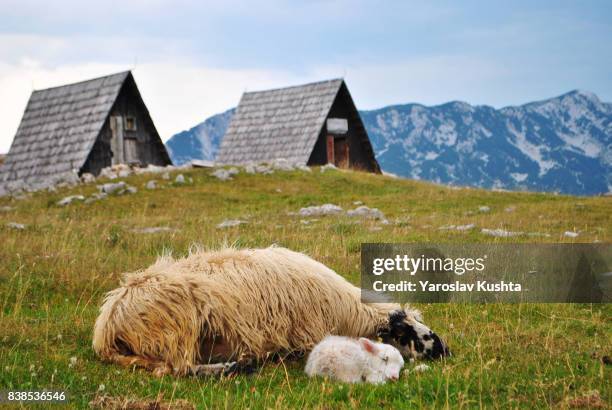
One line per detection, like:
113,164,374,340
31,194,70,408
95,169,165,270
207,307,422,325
0,167,610,409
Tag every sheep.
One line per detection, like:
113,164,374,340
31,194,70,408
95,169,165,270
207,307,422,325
305,336,404,384
93,246,449,377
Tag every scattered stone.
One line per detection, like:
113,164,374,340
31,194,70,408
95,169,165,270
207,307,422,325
133,164,175,175
438,225,455,230
211,169,233,181
56,195,85,206
320,163,337,173
297,165,312,172
413,364,431,373
98,181,127,194
369,226,383,232
275,188,282,193
99,167,119,180
6,222,26,230
441,223,476,231
504,206,516,213
478,206,491,213
84,193,107,204
146,180,157,190
80,173,96,184
132,227,178,234
118,169,130,178
0,206,13,212
97,182,137,195
564,231,579,238
456,223,476,231
481,228,523,237
162,172,170,180
353,201,363,206
217,219,247,229
299,204,343,216
271,159,295,171
346,205,385,220
175,174,185,184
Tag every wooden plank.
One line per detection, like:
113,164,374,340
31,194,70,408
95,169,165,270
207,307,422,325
110,116,124,164
326,135,335,164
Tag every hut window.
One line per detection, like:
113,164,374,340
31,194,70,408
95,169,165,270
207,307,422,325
124,116,137,131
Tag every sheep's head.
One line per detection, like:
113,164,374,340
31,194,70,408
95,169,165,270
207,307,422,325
359,338,404,382
377,309,450,360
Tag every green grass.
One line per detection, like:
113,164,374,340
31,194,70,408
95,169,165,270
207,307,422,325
0,167,610,409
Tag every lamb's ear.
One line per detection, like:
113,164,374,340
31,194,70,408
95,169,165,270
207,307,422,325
359,338,379,355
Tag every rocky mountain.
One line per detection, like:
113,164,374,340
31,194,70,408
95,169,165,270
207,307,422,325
165,91,611,195
165,108,234,165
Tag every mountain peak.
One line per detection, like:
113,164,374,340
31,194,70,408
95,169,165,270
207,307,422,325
563,89,600,102
165,91,611,195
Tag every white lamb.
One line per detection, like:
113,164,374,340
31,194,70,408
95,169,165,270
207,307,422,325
305,336,404,384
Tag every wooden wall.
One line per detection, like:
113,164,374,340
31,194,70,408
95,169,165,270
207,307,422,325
81,76,171,175
308,84,380,173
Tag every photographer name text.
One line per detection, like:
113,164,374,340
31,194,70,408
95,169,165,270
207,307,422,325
372,280,522,292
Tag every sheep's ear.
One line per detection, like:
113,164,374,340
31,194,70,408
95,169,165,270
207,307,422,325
359,338,378,355
389,309,407,324
403,305,423,323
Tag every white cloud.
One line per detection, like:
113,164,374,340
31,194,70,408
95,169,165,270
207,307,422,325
0,59,310,152
0,53,541,153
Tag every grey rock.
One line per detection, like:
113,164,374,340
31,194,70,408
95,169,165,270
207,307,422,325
57,195,85,206
80,173,96,184
216,219,247,229
347,206,386,220
299,204,343,216
125,185,138,194
6,222,26,230
320,163,337,173
98,182,126,194
481,228,523,237
132,227,178,234
211,169,233,181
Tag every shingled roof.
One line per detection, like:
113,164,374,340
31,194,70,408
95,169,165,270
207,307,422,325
216,78,345,165
0,71,131,185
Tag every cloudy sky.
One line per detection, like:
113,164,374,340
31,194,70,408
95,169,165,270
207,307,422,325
0,0,610,152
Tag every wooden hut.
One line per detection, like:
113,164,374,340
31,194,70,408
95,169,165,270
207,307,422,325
0,71,171,186
216,79,380,172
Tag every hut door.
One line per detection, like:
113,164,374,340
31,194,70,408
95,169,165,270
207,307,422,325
334,137,349,168
124,138,139,165
110,116,125,164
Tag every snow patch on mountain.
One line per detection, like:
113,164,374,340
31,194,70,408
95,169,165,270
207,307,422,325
164,90,611,195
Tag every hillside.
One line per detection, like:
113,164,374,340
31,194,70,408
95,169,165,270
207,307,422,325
0,167,610,408
165,90,611,195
